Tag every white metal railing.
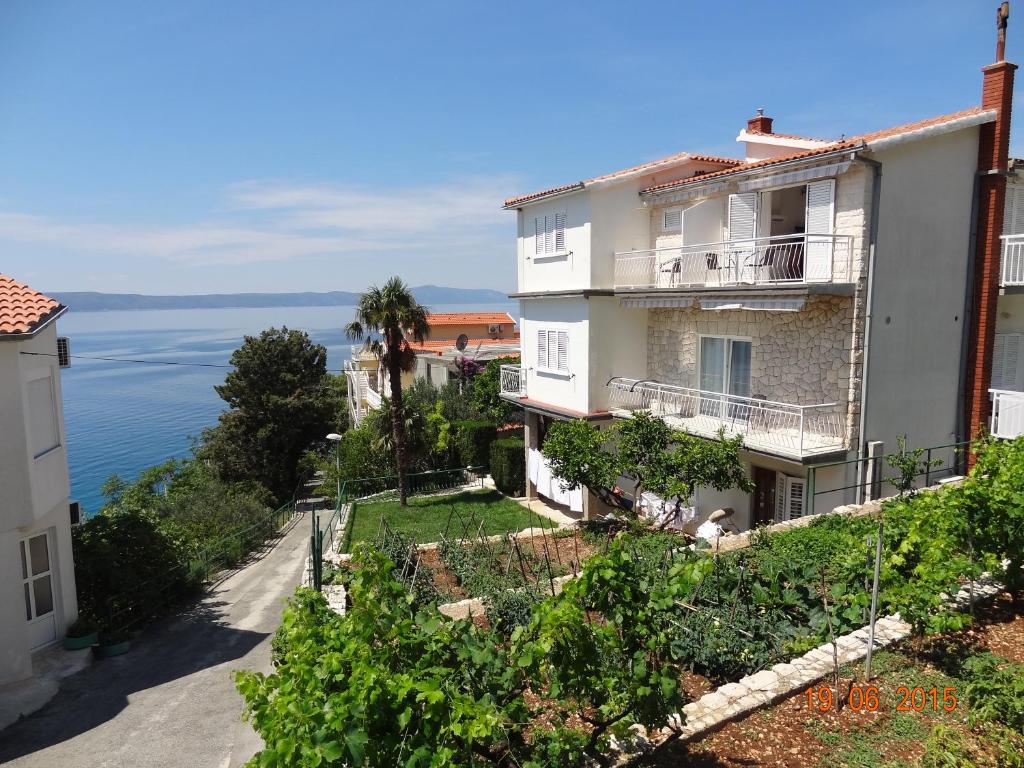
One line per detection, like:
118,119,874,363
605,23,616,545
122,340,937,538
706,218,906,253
1001,234,1024,287
613,233,854,290
500,365,527,398
991,388,1024,438
606,377,846,459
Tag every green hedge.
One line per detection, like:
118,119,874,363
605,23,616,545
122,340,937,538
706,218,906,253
490,437,525,496
454,420,497,468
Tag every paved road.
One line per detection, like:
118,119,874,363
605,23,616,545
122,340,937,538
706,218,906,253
0,510,322,768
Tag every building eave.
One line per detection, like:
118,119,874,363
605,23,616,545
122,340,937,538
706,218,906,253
0,305,68,342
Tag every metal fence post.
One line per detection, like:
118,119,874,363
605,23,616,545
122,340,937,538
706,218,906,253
925,448,932,486
806,466,815,517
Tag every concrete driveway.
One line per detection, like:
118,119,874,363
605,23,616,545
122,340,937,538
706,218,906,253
0,511,317,768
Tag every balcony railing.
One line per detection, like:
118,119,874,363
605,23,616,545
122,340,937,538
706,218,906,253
1001,234,1024,287
499,364,527,399
606,377,846,459
991,388,1024,438
613,233,854,290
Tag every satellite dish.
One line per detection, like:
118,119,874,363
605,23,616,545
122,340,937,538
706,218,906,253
455,334,469,351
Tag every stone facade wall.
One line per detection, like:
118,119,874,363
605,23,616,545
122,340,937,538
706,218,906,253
647,295,856,411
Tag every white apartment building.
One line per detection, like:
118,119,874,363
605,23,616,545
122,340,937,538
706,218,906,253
500,49,1016,530
0,275,78,686
990,166,1024,437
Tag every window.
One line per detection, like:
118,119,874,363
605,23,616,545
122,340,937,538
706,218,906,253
994,333,1024,391
534,212,566,255
28,376,59,458
662,208,682,233
698,336,752,419
537,329,569,373
21,533,54,621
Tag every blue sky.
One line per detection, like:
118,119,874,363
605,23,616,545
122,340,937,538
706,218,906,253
0,0,1018,295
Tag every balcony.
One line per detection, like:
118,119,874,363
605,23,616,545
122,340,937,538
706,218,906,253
499,364,527,400
990,389,1024,438
606,378,846,460
1001,235,1024,288
613,234,854,291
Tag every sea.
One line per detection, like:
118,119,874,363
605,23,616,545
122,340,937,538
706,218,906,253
59,303,515,516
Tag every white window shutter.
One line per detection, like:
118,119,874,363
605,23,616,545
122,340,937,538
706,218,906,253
537,329,549,369
663,208,682,232
727,193,758,242
774,472,787,522
556,331,568,372
1005,185,1024,235
993,333,1023,390
554,212,566,252
787,477,806,519
535,217,544,255
805,179,835,282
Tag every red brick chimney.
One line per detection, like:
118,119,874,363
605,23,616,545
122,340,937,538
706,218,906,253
966,2,1016,451
746,108,773,134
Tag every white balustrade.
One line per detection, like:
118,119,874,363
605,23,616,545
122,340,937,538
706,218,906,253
499,365,526,398
1001,235,1024,287
990,388,1024,438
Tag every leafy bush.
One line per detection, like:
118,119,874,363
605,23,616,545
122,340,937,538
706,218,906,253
485,588,540,634
471,356,522,424
73,508,196,635
490,437,525,496
962,653,1024,732
453,419,497,468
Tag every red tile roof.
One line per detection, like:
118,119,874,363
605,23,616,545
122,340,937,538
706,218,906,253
503,152,741,208
408,337,521,355
427,311,516,326
642,107,993,195
0,274,64,335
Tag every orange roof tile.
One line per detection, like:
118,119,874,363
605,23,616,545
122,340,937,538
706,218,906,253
426,311,516,326
503,152,741,208
0,274,64,336
642,107,992,195
407,337,521,355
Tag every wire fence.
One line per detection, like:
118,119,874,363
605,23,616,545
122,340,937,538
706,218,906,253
805,440,971,517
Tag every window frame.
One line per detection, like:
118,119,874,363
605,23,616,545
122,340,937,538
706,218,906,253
27,374,60,460
696,334,753,396
533,211,568,257
661,207,683,233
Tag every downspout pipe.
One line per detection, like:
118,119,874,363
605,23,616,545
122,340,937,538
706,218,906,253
855,155,883,504
956,169,985,463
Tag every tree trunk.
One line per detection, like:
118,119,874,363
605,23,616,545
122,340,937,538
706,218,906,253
387,341,410,506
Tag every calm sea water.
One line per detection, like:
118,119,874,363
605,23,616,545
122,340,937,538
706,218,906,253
59,303,514,516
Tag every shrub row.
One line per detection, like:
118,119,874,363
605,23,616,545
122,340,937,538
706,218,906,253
490,437,525,496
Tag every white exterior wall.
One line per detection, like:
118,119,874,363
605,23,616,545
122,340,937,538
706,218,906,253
864,127,980,453
587,297,647,412
996,293,1024,333
589,182,650,288
0,324,78,685
519,299,589,414
518,194,592,294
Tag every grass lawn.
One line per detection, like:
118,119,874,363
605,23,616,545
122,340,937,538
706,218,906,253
343,489,546,551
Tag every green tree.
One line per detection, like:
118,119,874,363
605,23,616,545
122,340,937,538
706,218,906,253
542,412,752,517
201,327,341,502
344,278,430,506
471,356,522,424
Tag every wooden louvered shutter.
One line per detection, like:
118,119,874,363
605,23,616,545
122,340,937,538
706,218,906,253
554,212,566,252
787,477,806,519
535,216,545,255
556,331,568,372
805,179,835,281
537,329,549,369
1005,185,1024,235
774,472,787,522
663,208,682,232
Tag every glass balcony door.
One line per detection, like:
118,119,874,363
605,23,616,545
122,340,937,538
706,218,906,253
699,336,752,421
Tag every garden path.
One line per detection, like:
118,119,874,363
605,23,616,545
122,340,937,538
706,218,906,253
0,510,325,768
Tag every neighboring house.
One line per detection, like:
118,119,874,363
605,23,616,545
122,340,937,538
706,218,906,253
499,40,1015,528
344,311,520,426
0,274,78,686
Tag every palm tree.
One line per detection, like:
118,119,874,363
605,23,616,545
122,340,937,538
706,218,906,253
345,277,430,506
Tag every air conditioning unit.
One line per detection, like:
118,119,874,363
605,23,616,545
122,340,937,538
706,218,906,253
488,324,501,334
56,337,71,368
69,500,81,526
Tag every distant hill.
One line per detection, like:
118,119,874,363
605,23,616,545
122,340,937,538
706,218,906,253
51,285,511,312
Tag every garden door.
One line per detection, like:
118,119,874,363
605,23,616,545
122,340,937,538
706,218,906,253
21,532,57,649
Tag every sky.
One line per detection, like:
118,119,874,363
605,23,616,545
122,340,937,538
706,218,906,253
0,0,1020,295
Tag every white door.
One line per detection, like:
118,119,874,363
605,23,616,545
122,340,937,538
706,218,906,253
727,193,759,283
804,180,835,282
21,532,57,649
698,337,752,420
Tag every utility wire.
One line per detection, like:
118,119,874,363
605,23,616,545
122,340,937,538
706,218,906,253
20,350,234,368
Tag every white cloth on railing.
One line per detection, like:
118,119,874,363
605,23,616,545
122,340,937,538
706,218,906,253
528,448,584,513
638,491,696,530
695,519,724,542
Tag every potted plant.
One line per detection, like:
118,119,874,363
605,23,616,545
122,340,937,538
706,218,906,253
93,625,131,658
62,617,99,650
